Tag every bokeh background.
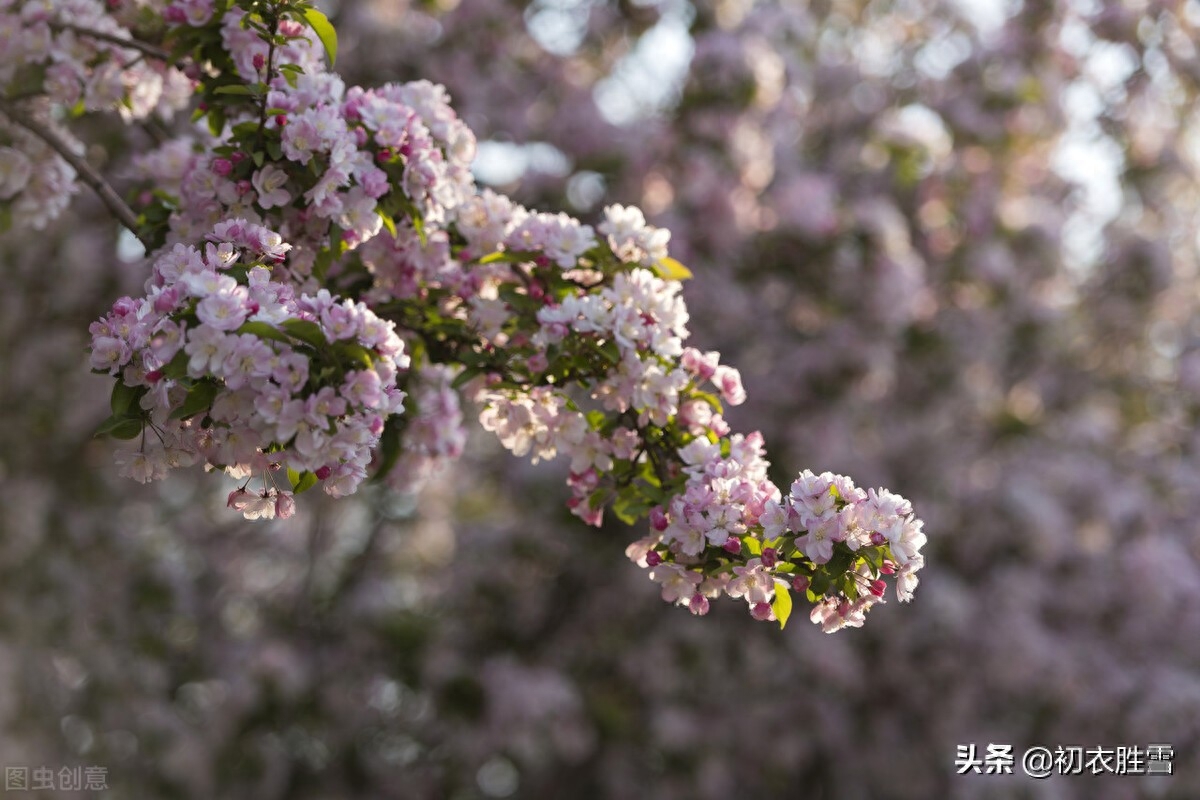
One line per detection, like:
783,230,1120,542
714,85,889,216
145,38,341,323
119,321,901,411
4,0,1200,797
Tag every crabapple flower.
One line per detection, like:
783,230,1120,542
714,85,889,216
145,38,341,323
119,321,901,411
73,0,923,628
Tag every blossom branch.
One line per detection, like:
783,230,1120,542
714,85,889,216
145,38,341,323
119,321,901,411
0,100,149,249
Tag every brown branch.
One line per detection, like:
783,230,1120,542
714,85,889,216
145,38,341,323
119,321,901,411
0,100,150,249
51,22,172,62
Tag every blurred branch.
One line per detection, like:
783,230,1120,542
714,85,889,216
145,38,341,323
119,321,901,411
51,22,172,62
0,100,149,249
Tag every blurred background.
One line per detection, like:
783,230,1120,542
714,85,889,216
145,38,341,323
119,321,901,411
4,0,1200,797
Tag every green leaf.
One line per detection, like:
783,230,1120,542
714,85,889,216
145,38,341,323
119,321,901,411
612,489,652,525
371,415,405,482
161,350,189,380
338,342,374,369
451,366,483,390
280,319,327,348
94,415,143,440
689,388,724,414
169,380,219,420
302,7,338,66
772,582,793,629
597,339,620,365
289,468,318,494
653,256,693,282
213,84,257,96
587,488,611,511
377,208,397,238
237,321,291,344
206,106,226,137
110,381,142,416
742,536,761,556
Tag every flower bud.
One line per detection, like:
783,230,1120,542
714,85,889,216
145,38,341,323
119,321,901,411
750,602,773,621
689,594,710,616
275,492,296,519
648,506,669,532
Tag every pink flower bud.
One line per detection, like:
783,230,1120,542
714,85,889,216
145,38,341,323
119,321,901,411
253,53,266,72
761,547,778,568
145,370,163,383
648,506,669,532
713,365,747,406
275,114,288,127
212,158,232,177
880,560,896,575
315,465,332,480
645,550,662,567
689,594,710,616
870,531,887,546
227,488,248,509
869,579,886,597
275,492,295,519
723,537,742,554
163,6,186,23
792,574,810,593
376,148,392,163
153,286,181,313
751,602,773,621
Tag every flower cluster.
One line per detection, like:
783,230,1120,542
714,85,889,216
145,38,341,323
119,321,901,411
89,220,409,514
0,0,191,121
159,17,476,264
61,0,925,626
381,364,468,496
628,427,922,631
0,123,77,230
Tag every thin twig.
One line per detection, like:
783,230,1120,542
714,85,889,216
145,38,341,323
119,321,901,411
51,22,172,62
0,100,149,248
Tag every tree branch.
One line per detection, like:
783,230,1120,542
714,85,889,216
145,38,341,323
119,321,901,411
51,22,172,62
0,101,150,249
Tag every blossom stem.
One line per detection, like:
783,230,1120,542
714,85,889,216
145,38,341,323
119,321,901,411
0,100,150,249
